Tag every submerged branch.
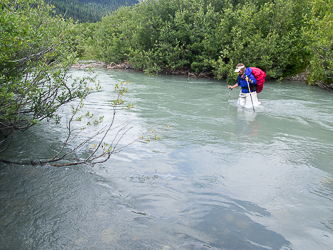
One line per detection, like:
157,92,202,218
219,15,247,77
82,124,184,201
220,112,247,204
0,82,153,167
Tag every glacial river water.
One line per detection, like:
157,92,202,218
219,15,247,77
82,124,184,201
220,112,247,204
1,68,333,250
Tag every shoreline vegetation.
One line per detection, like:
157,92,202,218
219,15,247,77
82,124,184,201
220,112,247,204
76,0,332,92
73,60,333,92
72,60,310,82
72,60,207,78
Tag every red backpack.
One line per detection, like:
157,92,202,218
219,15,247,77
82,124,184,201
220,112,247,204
250,67,266,93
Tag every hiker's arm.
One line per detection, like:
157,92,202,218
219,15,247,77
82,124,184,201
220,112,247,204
229,83,238,89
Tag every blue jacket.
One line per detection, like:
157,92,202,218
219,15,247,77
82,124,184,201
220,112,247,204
237,68,257,93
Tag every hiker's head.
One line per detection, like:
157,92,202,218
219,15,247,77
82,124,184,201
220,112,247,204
235,63,245,75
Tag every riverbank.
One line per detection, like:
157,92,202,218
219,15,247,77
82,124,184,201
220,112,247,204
72,60,213,78
72,60,332,91
72,60,307,80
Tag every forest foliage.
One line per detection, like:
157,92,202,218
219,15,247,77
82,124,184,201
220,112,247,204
49,0,139,23
79,0,333,86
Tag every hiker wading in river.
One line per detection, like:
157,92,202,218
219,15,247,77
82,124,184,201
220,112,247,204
228,63,261,108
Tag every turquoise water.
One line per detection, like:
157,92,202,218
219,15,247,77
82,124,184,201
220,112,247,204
1,68,333,249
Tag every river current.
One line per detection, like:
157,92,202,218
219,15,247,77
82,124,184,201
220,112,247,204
1,68,333,249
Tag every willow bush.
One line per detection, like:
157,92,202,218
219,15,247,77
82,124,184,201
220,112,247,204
303,0,333,87
210,0,309,82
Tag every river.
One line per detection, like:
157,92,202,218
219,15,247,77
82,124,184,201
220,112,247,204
1,68,333,249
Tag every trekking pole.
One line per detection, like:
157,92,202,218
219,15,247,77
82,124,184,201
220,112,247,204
246,77,255,112
228,86,231,101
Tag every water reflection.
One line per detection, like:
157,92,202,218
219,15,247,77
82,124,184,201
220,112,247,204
113,169,291,249
235,108,260,138
197,203,291,249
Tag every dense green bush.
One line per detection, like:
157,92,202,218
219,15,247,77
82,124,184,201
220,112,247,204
302,0,333,86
